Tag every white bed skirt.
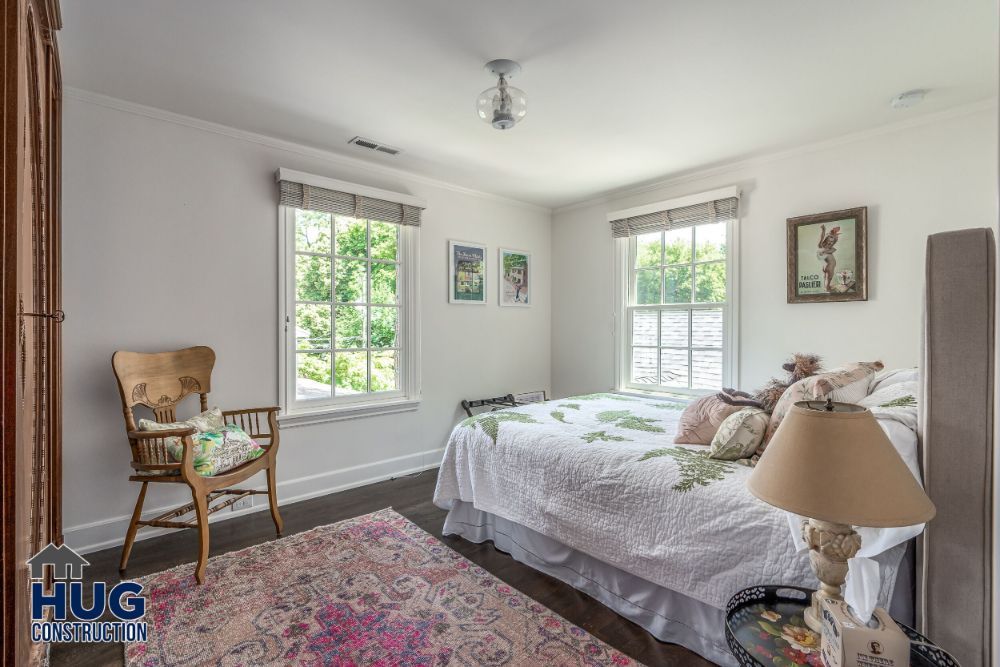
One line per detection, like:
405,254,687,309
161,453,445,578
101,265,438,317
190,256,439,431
443,501,915,666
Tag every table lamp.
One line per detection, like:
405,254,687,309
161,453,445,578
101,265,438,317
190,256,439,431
747,399,935,632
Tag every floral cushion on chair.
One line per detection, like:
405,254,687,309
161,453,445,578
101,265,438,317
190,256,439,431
138,407,226,436
165,425,265,477
137,408,264,476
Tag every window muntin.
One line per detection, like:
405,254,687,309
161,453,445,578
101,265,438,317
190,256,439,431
290,209,403,405
626,221,730,393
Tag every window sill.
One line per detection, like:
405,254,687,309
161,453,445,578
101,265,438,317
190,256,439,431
614,388,694,404
278,397,421,428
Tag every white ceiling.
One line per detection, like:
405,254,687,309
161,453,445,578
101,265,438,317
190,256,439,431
59,0,998,209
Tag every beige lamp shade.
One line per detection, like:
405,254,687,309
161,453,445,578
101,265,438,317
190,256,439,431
748,401,935,527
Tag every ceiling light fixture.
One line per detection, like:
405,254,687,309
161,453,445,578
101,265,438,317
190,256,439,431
477,59,527,130
890,89,928,109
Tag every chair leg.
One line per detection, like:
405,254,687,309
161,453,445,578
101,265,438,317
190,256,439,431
266,463,283,537
119,481,148,575
192,490,210,584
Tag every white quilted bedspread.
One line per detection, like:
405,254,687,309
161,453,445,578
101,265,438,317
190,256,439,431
433,393,906,610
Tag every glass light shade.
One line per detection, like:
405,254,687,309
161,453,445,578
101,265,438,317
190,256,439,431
476,83,527,130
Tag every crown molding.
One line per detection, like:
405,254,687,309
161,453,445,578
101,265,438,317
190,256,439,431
555,97,999,215
64,86,997,218
64,86,551,215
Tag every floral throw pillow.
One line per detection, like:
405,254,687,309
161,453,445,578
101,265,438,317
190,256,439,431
138,407,225,435
165,425,264,476
709,408,768,461
760,361,884,454
813,361,884,404
137,408,226,474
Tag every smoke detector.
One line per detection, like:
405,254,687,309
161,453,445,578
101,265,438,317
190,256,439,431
347,136,402,156
890,89,928,109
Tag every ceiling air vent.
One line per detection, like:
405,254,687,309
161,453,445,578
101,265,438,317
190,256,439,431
348,136,402,156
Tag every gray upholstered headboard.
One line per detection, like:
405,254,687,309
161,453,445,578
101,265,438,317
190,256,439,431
920,227,995,666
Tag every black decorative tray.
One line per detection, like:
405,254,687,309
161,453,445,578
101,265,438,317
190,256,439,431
725,585,959,667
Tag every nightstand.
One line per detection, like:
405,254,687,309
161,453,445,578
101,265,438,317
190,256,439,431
725,585,958,667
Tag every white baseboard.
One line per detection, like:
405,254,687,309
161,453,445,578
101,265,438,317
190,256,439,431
64,447,445,555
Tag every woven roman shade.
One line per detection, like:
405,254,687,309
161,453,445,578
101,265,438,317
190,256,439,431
279,180,423,226
610,196,738,238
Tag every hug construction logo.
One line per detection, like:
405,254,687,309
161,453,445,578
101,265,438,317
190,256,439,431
27,543,147,643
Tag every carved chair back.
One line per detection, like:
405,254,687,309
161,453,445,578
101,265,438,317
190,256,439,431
112,346,216,431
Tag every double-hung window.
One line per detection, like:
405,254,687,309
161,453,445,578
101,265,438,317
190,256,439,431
278,170,423,421
613,188,739,396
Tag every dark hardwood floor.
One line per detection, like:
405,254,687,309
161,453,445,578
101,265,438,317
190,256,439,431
50,470,714,666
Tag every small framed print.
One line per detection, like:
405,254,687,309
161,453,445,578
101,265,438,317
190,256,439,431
786,207,868,304
449,240,487,304
499,248,531,307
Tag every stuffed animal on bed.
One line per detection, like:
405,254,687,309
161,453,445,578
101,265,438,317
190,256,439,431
718,353,822,413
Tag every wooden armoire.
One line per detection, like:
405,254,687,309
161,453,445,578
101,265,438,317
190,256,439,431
1,1,62,666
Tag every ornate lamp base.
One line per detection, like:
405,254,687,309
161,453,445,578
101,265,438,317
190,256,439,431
801,518,862,632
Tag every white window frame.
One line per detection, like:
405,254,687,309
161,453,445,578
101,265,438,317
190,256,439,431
612,187,740,398
277,177,422,427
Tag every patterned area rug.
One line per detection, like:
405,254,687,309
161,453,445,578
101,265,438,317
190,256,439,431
126,508,639,666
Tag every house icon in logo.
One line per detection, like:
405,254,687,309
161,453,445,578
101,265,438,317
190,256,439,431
26,543,89,580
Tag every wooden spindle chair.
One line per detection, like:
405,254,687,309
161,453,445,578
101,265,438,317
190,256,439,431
112,345,282,584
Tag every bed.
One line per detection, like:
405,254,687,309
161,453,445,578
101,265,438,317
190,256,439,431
434,227,995,666
433,380,919,665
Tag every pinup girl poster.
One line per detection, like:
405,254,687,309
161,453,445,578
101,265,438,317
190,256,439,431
786,207,867,303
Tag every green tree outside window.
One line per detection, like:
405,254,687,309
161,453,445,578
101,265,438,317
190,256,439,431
294,211,401,397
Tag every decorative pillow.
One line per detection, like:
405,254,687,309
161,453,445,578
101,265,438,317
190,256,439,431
815,361,885,404
859,380,918,410
760,361,884,453
859,378,919,430
137,408,228,475
709,408,768,461
164,425,264,476
869,367,919,394
138,407,225,434
674,394,743,445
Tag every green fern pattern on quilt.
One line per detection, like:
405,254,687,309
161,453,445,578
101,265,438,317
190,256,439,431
596,410,631,423
879,395,917,408
551,411,568,423
616,415,664,432
595,410,665,433
461,411,539,444
638,447,737,492
580,431,629,444
558,403,582,410
646,401,685,410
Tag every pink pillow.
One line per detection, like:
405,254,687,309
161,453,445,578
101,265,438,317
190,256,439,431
759,361,884,454
674,394,743,445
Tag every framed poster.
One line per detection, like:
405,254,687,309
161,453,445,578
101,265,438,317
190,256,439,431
786,207,867,303
449,240,487,304
499,248,531,307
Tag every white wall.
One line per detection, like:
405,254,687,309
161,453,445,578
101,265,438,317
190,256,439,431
61,93,997,556
551,105,998,398
61,94,551,552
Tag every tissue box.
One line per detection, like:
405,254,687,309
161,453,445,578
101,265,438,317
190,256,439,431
820,597,909,667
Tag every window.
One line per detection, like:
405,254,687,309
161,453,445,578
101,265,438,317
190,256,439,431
278,172,422,421
614,190,739,396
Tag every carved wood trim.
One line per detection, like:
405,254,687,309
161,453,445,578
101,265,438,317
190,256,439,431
130,376,202,410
